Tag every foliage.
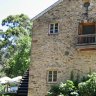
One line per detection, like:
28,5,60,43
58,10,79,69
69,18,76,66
48,73,96,96
70,71,80,87
59,80,76,95
0,14,32,77
0,14,31,49
48,85,61,96
0,51,6,77
0,84,5,92
48,80,78,96
4,35,31,77
70,71,89,88
78,73,96,96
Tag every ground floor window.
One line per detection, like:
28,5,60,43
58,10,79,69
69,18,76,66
47,71,57,83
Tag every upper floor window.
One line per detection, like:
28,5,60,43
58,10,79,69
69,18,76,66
47,71,57,83
78,23,96,44
49,23,59,34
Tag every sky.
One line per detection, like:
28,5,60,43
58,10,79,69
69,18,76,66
0,0,58,29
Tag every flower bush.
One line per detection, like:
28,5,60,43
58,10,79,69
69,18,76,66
47,73,96,96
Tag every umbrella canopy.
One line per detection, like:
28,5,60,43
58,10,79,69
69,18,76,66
0,76,22,84
9,76,22,84
0,77,11,84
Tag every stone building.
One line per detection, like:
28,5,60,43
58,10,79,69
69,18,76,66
28,0,96,96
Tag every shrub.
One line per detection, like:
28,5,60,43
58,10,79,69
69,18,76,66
48,73,96,96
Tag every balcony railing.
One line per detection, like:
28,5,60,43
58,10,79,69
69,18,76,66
76,34,96,50
77,34,96,45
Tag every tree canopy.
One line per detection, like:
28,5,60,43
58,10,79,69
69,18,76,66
0,14,32,77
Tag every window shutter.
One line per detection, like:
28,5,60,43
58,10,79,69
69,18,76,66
78,23,82,35
78,23,82,44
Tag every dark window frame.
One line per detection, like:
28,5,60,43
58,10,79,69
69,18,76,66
78,23,96,44
49,23,59,34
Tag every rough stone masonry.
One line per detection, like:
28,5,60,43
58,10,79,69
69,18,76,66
28,0,96,96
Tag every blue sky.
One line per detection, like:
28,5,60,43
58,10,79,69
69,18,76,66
0,0,58,29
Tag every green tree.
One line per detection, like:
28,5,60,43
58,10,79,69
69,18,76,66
4,34,31,77
0,14,32,77
1,14,31,49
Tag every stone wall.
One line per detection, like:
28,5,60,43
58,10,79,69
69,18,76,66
28,0,96,96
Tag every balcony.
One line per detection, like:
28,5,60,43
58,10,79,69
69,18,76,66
76,34,96,50
76,22,96,50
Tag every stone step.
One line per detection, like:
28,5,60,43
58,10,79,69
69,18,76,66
18,87,28,90
18,89,28,92
17,92,28,96
19,84,28,87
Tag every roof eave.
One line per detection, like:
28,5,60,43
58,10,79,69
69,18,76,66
31,0,63,21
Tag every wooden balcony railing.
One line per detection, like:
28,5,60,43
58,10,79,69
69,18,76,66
76,34,96,50
77,34,96,45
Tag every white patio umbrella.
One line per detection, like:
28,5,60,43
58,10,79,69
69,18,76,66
0,77,12,92
0,76,22,92
9,76,22,84
0,77,11,85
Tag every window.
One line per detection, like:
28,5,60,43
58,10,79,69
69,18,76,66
49,23,59,34
47,71,57,83
78,23,96,44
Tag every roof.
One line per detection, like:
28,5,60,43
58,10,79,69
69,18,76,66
32,0,63,21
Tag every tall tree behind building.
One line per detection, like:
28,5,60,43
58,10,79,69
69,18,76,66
0,14,32,77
